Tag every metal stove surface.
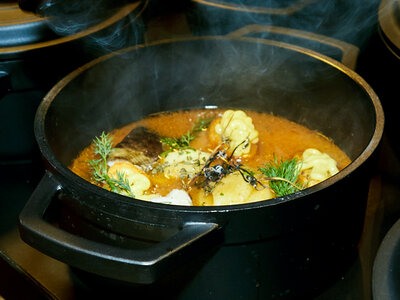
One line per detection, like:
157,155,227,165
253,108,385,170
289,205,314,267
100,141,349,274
1,1,399,299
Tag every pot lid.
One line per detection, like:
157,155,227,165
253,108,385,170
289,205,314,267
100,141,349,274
0,0,145,55
0,1,56,47
378,0,400,56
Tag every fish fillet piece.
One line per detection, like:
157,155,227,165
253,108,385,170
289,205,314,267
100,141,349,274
108,126,163,166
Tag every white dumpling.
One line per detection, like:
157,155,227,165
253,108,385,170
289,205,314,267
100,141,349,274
214,110,259,157
149,189,193,206
300,148,339,185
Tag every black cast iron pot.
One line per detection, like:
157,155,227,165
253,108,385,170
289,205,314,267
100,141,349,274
373,217,400,300
19,30,384,299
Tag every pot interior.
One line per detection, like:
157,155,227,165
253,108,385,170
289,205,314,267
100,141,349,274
40,38,378,169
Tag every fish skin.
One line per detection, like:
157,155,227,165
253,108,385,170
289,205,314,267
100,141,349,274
108,126,163,166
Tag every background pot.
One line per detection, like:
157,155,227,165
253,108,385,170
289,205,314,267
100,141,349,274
186,0,380,50
373,217,400,300
0,0,146,162
19,33,383,299
357,0,400,153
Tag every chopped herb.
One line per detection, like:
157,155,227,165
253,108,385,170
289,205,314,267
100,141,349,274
160,117,214,156
259,156,305,197
160,134,195,157
152,163,167,174
179,168,189,180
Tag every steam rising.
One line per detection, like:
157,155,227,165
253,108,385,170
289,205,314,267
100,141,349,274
34,0,383,136
36,0,384,164
188,0,381,48
28,0,383,61
33,0,145,55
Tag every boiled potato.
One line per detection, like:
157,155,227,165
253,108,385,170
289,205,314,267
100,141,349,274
247,185,275,203
108,161,151,197
212,172,275,205
212,173,254,205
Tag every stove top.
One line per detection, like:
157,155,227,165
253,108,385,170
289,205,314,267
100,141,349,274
1,1,399,299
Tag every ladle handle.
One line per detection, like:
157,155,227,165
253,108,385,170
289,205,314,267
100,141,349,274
18,171,219,284
226,24,359,70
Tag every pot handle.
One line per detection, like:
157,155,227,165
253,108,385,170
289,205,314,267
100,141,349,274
19,171,219,284
226,24,359,70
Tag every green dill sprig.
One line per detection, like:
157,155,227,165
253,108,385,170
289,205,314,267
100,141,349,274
259,156,305,197
88,132,113,186
160,117,214,157
88,132,135,198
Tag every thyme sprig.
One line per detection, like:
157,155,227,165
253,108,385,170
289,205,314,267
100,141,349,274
88,132,135,197
160,117,214,157
259,156,306,197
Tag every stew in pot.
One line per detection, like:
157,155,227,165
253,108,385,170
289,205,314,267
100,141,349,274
70,108,351,206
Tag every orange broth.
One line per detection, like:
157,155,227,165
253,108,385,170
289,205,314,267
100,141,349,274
70,109,351,205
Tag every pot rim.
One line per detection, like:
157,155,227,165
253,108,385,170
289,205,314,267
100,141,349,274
379,0,400,55
34,35,385,213
191,0,316,15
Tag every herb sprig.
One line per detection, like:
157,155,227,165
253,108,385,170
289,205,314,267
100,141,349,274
88,132,135,197
192,118,214,133
259,156,306,197
160,117,214,156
